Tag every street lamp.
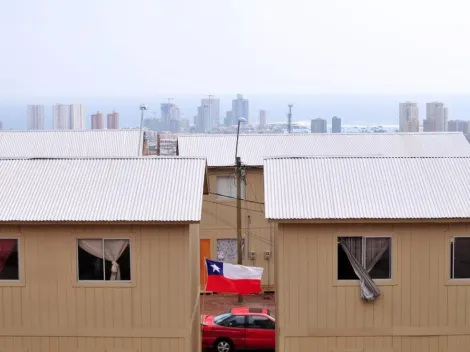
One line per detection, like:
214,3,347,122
235,117,246,304
138,104,148,156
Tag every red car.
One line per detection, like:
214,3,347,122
201,307,275,352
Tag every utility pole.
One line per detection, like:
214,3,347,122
288,104,293,133
235,117,246,304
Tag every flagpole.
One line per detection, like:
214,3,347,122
202,257,208,320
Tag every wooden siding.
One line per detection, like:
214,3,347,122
276,223,470,352
201,168,275,289
0,224,199,352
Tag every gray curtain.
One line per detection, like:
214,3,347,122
340,237,389,302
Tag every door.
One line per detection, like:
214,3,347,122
245,315,275,349
200,239,211,289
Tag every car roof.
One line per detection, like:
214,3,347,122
229,307,269,315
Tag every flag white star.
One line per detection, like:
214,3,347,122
211,263,220,273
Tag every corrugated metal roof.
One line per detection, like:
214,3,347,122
0,130,145,157
0,157,206,222
178,133,470,167
264,156,470,220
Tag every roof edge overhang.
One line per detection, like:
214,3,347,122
267,218,470,224
0,220,201,226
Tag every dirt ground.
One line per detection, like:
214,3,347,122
200,293,275,316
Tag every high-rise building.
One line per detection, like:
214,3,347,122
424,102,448,132
201,97,220,129
52,104,85,130
27,104,45,130
448,120,469,134
399,102,419,132
0,121,3,130
259,110,267,127
70,104,85,129
232,94,249,122
224,111,233,126
107,111,120,129
311,118,327,133
195,105,207,133
91,112,105,130
332,116,341,133
53,104,71,130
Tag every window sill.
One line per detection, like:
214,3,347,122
73,280,136,288
445,279,470,286
333,279,396,287
0,279,25,287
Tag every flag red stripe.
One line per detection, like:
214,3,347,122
206,275,262,295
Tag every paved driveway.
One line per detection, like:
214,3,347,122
200,293,275,316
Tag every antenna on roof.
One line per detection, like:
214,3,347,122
287,104,294,133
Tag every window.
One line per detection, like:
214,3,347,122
338,236,391,280
0,238,19,281
247,316,275,330
216,176,246,200
217,238,246,261
451,237,470,279
218,315,245,327
77,239,131,281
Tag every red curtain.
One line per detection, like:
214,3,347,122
0,240,17,273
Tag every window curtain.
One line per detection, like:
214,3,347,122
340,238,382,302
365,238,390,273
0,240,17,273
78,239,129,280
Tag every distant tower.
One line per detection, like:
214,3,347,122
332,116,341,133
91,112,105,129
287,104,293,133
259,110,267,128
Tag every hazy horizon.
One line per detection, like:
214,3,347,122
2,94,470,130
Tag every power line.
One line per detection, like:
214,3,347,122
202,209,273,247
203,200,264,213
208,192,265,204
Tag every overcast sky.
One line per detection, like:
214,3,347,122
1,0,469,97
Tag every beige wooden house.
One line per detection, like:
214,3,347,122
264,155,470,352
177,132,470,292
0,156,208,352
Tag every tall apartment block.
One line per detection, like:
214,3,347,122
52,104,85,130
0,121,3,130
53,104,71,130
200,97,220,129
259,110,267,127
107,111,120,129
232,94,249,123
27,104,45,130
399,102,419,132
332,116,341,133
424,102,448,132
91,112,105,130
311,118,327,133
70,104,85,129
448,120,469,134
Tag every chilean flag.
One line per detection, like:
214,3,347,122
205,259,264,295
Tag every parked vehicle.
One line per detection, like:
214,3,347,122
201,307,275,351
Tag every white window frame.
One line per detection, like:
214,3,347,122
216,175,246,201
450,236,470,280
76,238,132,283
0,237,21,282
338,235,393,280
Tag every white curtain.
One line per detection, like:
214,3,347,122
78,239,129,280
